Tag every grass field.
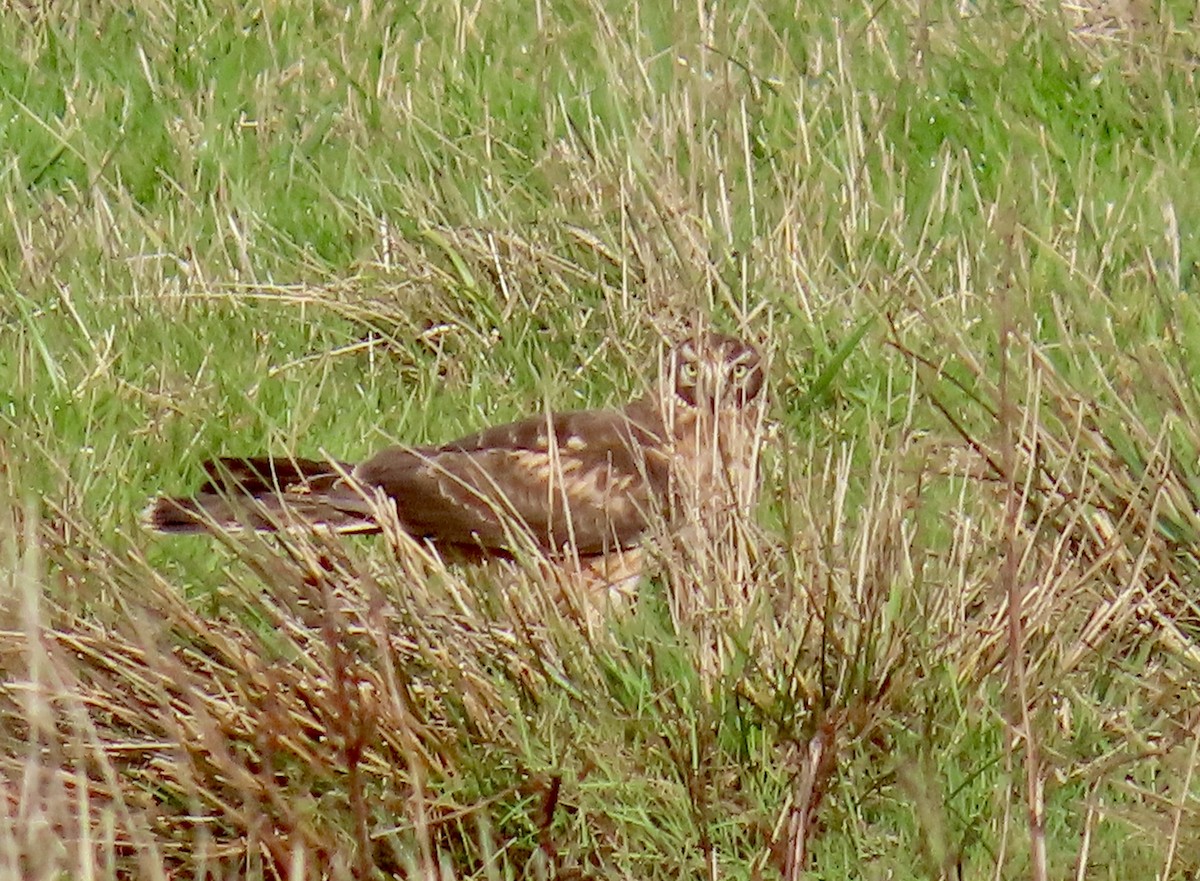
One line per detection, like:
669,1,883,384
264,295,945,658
5,0,1200,877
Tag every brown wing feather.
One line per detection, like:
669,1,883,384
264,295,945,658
198,456,350,494
146,455,369,534
145,486,378,534
354,404,671,554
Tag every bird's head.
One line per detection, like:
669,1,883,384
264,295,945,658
666,333,765,411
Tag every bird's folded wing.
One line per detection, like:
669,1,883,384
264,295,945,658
357,408,670,555
147,406,674,554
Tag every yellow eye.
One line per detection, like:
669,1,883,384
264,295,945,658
679,360,699,384
731,362,750,381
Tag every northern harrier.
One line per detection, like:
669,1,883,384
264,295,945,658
146,332,766,589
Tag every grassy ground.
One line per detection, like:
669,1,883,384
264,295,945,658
4,0,1200,877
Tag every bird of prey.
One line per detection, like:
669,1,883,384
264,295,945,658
146,332,766,588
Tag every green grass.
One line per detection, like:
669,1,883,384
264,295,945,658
5,0,1200,878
